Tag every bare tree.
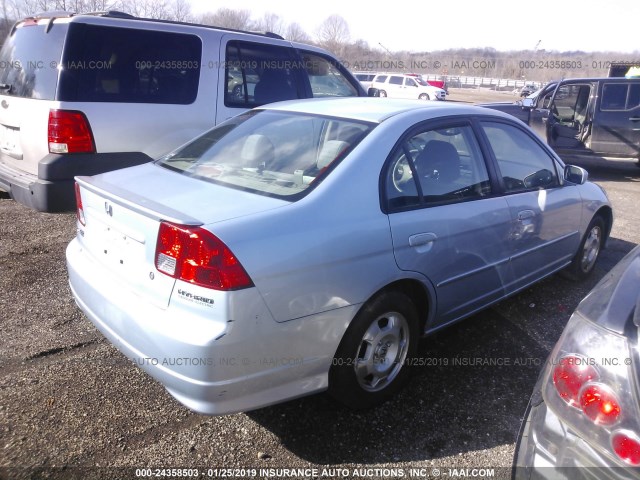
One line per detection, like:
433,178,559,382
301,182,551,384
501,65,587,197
285,22,310,43
200,8,252,30
254,12,284,35
316,14,350,56
168,0,190,22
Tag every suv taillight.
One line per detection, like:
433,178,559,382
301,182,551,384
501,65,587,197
48,109,95,154
155,222,253,291
544,314,640,466
74,182,85,226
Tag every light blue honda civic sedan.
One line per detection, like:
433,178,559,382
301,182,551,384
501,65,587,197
66,98,612,415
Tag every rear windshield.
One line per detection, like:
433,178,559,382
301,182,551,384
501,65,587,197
0,21,68,99
157,110,374,200
57,23,202,104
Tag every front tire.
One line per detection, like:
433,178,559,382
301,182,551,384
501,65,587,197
329,291,419,409
379,90,387,97
419,93,429,100
565,215,604,280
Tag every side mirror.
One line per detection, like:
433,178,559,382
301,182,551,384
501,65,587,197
521,98,535,109
564,165,588,185
368,87,380,97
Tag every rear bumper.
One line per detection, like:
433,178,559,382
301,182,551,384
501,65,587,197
513,376,640,480
66,237,356,415
0,152,152,212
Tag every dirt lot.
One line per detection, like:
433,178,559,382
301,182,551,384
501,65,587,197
1,92,639,480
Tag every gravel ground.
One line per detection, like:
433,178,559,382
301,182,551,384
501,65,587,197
1,92,639,480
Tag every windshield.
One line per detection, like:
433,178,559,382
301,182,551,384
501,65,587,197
157,110,374,199
415,77,430,86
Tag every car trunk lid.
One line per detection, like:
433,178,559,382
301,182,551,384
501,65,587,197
74,162,288,308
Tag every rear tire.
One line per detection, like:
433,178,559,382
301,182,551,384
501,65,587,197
328,291,419,409
379,90,387,97
564,215,604,280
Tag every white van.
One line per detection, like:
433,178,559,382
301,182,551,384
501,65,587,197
0,11,365,212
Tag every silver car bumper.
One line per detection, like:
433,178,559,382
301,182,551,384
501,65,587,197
66,238,357,415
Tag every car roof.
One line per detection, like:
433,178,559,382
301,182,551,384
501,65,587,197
260,97,514,124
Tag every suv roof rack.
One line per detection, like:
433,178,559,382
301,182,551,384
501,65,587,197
78,10,286,40
14,10,287,41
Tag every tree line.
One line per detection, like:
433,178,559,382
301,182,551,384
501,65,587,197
1,2,637,82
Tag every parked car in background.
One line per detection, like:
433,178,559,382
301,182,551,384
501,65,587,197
352,71,377,91
0,11,365,212
371,73,446,100
67,98,611,415
414,74,448,94
482,77,640,167
520,83,537,97
514,244,640,478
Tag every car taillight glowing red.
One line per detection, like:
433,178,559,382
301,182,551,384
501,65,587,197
48,109,95,154
612,431,640,466
155,222,253,291
580,383,621,425
552,355,599,407
74,182,85,226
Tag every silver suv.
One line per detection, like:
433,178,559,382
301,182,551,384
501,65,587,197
0,11,364,212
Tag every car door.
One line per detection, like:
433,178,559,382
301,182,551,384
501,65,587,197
479,120,583,291
387,75,406,98
384,120,513,328
545,82,595,151
590,81,640,158
403,77,420,99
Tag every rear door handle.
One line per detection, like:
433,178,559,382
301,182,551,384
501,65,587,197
409,232,437,248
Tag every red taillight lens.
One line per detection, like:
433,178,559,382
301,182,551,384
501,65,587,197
48,109,95,154
155,222,253,291
74,182,85,226
612,431,640,466
580,383,621,426
552,355,599,407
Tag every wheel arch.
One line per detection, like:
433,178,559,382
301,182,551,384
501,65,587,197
359,278,434,336
595,205,613,248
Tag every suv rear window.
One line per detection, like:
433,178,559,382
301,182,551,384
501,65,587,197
57,23,201,104
0,22,68,99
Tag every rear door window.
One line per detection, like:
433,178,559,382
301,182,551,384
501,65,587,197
224,42,358,107
58,23,201,104
601,83,640,111
0,21,68,99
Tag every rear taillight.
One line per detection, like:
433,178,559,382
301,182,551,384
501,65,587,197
74,182,85,226
48,109,95,154
155,222,253,291
545,314,640,467
580,383,621,426
552,355,598,407
612,431,640,466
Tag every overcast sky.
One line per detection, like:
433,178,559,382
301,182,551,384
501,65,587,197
188,0,638,53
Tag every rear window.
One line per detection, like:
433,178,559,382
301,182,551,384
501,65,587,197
0,21,68,99
157,110,373,200
57,23,201,104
